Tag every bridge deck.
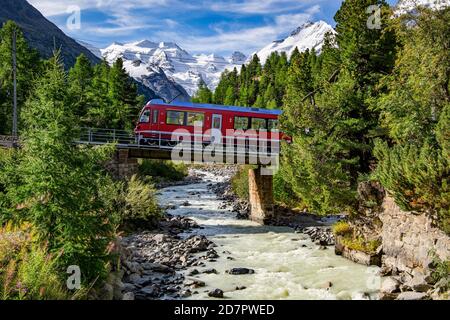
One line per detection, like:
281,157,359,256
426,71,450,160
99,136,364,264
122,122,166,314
1,128,281,165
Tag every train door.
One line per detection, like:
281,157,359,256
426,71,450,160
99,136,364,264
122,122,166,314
211,114,222,144
152,108,159,131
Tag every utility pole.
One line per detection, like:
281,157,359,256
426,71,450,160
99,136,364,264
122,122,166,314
12,28,18,144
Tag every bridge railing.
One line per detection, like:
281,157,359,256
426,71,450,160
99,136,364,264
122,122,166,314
0,135,18,148
76,127,281,156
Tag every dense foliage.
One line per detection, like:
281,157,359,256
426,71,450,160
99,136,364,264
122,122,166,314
373,8,450,232
0,21,162,298
201,2,449,232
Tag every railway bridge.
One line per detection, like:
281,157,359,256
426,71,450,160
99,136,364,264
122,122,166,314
1,128,280,224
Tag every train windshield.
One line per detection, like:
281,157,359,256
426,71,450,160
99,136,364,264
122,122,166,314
140,110,150,123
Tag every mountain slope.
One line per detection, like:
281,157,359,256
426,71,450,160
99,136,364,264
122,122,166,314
0,0,100,67
101,41,246,97
395,0,450,14
252,21,335,64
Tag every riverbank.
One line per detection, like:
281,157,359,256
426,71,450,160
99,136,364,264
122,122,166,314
114,165,380,300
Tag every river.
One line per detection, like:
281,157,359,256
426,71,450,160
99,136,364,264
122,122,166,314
157,169,380,300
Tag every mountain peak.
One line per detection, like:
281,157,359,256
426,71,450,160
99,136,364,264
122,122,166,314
395,0,450,15
290,21,315,37
253,20,335,64
230,51,247,64
134,40,157,48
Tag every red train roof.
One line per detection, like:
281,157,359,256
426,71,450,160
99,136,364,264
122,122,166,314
147,99,282,116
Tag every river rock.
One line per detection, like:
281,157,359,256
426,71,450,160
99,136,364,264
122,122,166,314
139,285,160,298
226,268,255,275
122,292,135,300
403,275,433,293
396,292,429,300
142,262,174,274
208,289,224,298
203,268,218,274
188,269,200,276
320,281,333,289
185,279,206,288
381,277,400,293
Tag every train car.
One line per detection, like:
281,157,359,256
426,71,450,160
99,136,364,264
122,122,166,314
134,99,292,148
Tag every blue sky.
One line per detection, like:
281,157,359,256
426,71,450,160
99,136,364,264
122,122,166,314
28,0,398,56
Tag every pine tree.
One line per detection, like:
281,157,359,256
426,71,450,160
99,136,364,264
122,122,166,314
280,0,397,214
68,54,94,119
0,21,41,135
374,7,450,232
2,52,118,283
192,81,213,103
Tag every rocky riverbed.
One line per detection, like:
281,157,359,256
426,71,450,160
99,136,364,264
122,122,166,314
115,165,380,300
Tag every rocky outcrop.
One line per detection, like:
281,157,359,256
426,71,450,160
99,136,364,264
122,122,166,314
377,196,450,300
380,196,449,275
335,236,382,266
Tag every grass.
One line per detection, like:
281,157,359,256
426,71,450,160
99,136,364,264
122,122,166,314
118,175,163,232
0,223,85,300
138,159,188,182
231,165,252,200
332,221,353,236
340,235,381,254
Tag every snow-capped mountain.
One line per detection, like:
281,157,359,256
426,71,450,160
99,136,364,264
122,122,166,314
101,40,246,98
77,40,102,58
395,0,450,15
251,21,335,64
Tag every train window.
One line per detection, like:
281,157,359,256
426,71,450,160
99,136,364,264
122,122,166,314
251,118,267,130
152,110,158,124
140,110,150,123
234,116,249,130
268,119,279,131
166,110,185,125
187,112,204,127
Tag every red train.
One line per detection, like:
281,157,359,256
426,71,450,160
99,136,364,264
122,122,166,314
134,99,291,148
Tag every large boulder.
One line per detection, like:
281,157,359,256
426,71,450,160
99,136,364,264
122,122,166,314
396,292,429,300
208,289,224,298
381,277,400,294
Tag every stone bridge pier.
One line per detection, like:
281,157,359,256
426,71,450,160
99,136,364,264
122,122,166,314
106,149,139,180
248,167,274,224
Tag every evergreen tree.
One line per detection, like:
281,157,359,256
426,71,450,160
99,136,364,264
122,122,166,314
192,81,213,103
374,7,450,232
2,52,118,283
0,21,41,135
281,0,397,214
68,54,93,119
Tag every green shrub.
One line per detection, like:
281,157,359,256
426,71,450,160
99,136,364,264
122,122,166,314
374,140,449,234
0,223,83,300
118,175,162,231
332,221,352,236
273,172,302,208
340,235,380,254
139,160,188,182
231,166,251,200
429,250,450,290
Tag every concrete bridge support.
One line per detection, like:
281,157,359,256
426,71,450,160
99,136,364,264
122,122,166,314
248,167,274,224
106,149,139,180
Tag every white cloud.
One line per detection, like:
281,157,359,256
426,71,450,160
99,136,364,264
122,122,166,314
28,0,170,17
208,0,322,14
152,8,318,54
